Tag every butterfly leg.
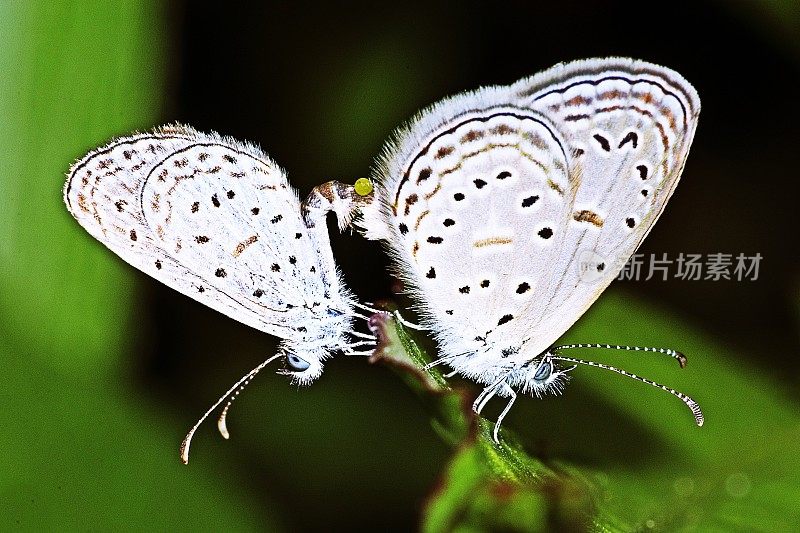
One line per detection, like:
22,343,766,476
472,375,507,414
493,383,517,443
352,301,425,331
423,354,456,371
393,309,425,331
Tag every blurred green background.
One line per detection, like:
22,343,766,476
1,1,798,531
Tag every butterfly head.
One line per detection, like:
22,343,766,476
517,354,573,397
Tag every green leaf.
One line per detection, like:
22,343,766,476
371,291,800,532
0,2,280,529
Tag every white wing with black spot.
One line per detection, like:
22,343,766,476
64,125,352,340
362,58,699,378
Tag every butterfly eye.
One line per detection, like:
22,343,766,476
533,360,552,382
286,354,311,372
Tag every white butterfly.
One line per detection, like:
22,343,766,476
359,57,704,441
64,125,375,462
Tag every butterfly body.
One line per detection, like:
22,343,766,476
361,58,702,435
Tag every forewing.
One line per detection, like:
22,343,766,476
370,98,576,358
64,125,335,337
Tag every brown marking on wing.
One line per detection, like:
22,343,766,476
416,167,432,184
441,162,463,176
565,95,593,106
573,210,604,227
599,89,623,101
424,183,441,200
459,142,548,174
473,237,513,248
547,179,564,195
77,193,90,213
564,114,590,122
460,130,485,143
233,235,259,258
660,105,677,129
489,124,515,135
404,193,419,216
521,131,547,150
435,146,455,159
414,210,429,230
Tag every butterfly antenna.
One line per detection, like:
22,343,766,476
554,343,687,368
180,354,282,465
551,355,704,426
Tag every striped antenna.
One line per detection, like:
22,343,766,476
554,343,687,368
551,355,704,427
180,354,282,465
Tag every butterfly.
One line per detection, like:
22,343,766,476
358,57,704,441
64,125,376,462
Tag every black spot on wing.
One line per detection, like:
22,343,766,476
497,314,513,326
618,131,638,149
593,134,610,152
522,195,539,208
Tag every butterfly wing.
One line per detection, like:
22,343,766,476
511,58,700,355
65,125,349,339
365,58,699,371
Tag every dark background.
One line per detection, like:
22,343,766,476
2,1,798,531
158,2,797,529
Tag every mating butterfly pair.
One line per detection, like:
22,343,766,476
64,57,702,462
